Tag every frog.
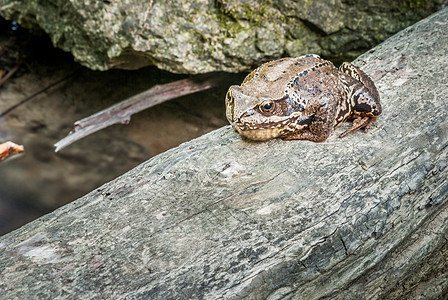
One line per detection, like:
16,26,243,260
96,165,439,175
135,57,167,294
225,54,382,142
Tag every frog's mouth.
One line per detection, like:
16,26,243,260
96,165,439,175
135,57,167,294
233,113,311,141
235,112,312,130
236,126,283,141
233,118,286,140
235,116,290,130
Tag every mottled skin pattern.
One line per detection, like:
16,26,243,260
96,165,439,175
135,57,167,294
225,55,382,142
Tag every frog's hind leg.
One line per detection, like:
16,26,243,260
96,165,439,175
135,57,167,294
339,62,379,102
339,63,381,115
339,116,376,138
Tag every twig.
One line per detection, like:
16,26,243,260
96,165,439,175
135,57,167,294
0,68,82,118
0,65,20,87
54,73,226,152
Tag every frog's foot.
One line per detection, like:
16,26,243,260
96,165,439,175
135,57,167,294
339,116,375,138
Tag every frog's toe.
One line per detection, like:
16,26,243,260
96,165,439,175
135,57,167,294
339,116,374,138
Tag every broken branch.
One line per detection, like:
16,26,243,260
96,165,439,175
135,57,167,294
54,73,226,152
0,65,20,88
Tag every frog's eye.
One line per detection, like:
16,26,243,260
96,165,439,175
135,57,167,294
225,90,234,104
259,100,275,113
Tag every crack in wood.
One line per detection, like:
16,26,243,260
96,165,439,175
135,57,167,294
340,236,349,256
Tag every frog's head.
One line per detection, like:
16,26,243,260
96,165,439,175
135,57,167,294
225,85,303,141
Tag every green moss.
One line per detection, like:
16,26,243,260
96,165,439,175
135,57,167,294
214,1,281,37
400,0,434,10
215,4,246,38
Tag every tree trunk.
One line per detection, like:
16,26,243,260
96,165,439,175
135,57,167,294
1,8,447,300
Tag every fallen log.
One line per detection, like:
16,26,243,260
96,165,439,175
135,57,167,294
0,8,447,300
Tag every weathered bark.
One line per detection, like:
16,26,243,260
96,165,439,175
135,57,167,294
1,8,447,300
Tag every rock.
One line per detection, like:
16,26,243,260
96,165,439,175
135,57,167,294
0,0,445,73
0,7,447,299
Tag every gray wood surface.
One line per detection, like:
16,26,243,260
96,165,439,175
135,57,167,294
1,8,447,300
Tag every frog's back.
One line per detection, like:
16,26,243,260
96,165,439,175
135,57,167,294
240,55,337,100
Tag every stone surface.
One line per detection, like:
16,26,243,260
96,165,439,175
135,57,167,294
1,7,448,299
0,0,445,73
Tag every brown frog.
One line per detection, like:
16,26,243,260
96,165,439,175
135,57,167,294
225,54,381,142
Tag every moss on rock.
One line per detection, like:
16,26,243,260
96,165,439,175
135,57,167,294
0,0,445,73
